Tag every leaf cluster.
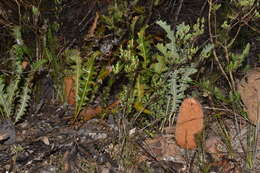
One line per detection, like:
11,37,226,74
155,19,213,66
64,49,100,120
0,26,46,123
114,19,213,127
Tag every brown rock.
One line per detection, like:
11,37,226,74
175,98,204,149
237,68,260,125
64,76,76,105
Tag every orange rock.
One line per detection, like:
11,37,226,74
175,98,204,149
237,68,260,125
64,76,76,105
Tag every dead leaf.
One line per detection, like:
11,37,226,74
22,60,29,69
175,98,204,149
0,133,8,141
39,136,50,145
80,106,102,121
237,68,260,125
107,99,120,110
64,76,76,105
88,12,99,37
80,100,120,121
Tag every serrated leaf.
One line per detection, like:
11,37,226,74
151,55,167,73
156,20,175,42
32,59,48,70
200,44,214,59
137,25,150,68
0,79,9,117
6,76,21,117
156,20,181,64
15,81,31,123
12,26,23,45
74,51,98,120
228,43,250,71
135,75,145,102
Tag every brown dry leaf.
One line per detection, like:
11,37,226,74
39,136,50,145
22,60,29,69
175,98,204,149
80,106,102,121
79,100,120,121
64,76,76,105
88,12,99,37
107,99,120,110
237,68,260,125
0,133,8,141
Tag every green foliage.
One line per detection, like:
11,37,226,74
227,43,250,72
0,26,46,123
114,19,212,127
101,2,126,35
101,1,151,39
76,53,97,117
43,23,61,76
145,20,211,124
199,80,230,103
113,39,139,75
64,49,100,120
208,0,258,90
32,6,40,17
156,21,180,64
156,19,212,65
12,26,24,46
144,67,197,120
137,25,150,68
119,85,136,116
0,50,27,121
199,79,242,108
15,80,31,122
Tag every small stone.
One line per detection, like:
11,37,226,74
0,119,16,145
237,68,260,125
175,98,204,149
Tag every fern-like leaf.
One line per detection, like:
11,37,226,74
65,49,82,110
0,78,8,117
156,19,209,65
12,26,24,45
168,71,177,116
76,53,96,115
15,80,31,123
228,43,250,72
137,25,150,68
6,76,21,117
74,52,82,113
156,21,180,64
